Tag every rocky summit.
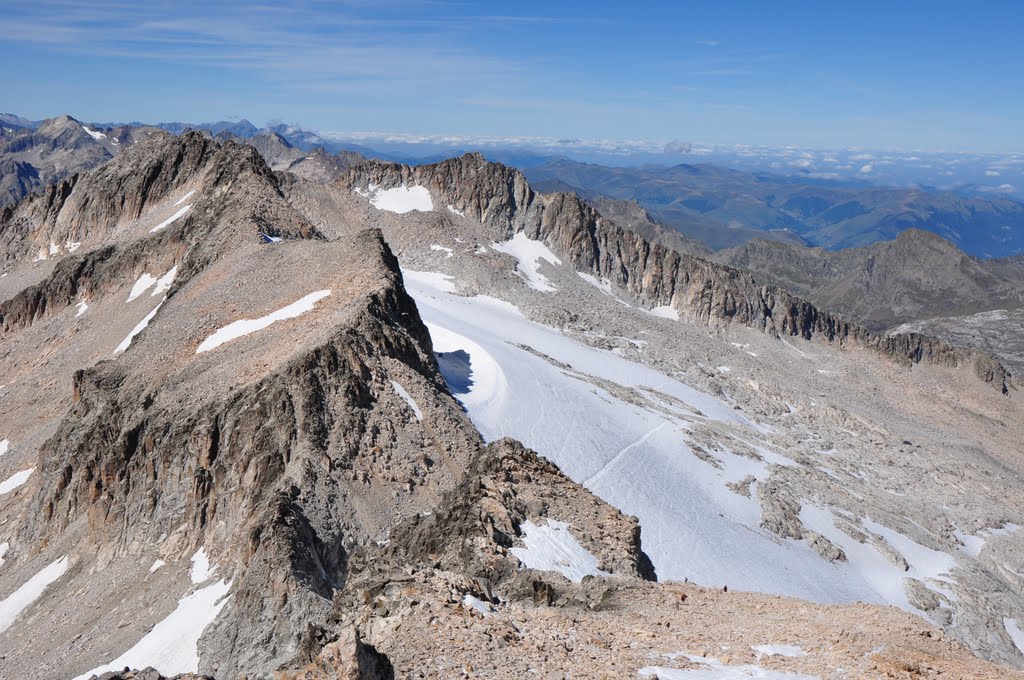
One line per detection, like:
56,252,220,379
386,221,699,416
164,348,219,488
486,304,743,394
0,133,1023,680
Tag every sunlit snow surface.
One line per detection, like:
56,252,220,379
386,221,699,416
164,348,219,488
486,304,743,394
0,556,68,634
1005,618,1024,656
355,184,433,213
390,380,423,421
510,520,607,583
150,204,191,233
0,467,34,495
640,655,819,679
490,232,562,292
402,270,906,605
72,579,231,680
196,290,331,353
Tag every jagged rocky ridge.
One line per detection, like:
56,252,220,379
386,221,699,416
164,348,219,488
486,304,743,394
0,133,1020,678
346,153,1013,393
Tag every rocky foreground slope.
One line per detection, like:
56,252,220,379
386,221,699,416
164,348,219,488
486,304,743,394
0,135,1021,678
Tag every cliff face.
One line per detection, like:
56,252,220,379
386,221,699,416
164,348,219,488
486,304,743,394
346,153,1012,393
0,134,486,678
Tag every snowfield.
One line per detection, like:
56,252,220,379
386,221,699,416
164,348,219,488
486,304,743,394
0,467,34,495
402,268,946,608
114,298,165,354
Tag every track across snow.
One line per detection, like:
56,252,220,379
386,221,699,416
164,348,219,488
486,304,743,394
403,269,907,606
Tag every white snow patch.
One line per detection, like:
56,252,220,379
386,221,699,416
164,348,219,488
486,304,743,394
390,380,423,421
72,579,231,680
954,524,1020,557
75,300,89,317
0,467,34,495
447,204,465,217
149,559,166,573
0,543,7,567
491,231,563,292
640,655,819,679
0,439,8,457
717,366,732,373
1005,618,1024,656
0,556,68,634
82,126,107,141
752,645,808,658
114,298,165,354
66,240,82,252
196,290,331,353
150,204,191,233
649,305,679,320
190,548,215,583
173,190,196,207
461,593,492,616
127,272,158,302
49,241,60,256
151,266,178,297
510,519,607,583
430,244,454,257
475,245,487,254
357,184,433,213
577,271,614,296
800,506,956,614
403,269,457,293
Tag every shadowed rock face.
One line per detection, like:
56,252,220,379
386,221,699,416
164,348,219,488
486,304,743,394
344,153,1012,393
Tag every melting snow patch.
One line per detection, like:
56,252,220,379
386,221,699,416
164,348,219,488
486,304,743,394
49,241,60,256
127,272,159,302
261,233,283,243
0,467,34,495
639,655,819,679
430,244,454,257
0,542,7,566
1005,618,1024,655
403,270,456,293
491,231,562,292
0,556,68,634
461,594,492,616
717,366,732,373
150,204,191,233
447,204,465,217
649,305,680,320
173,190,196,207
151,266,178,297
82,126,106,141
190,548,215,583
390,380,423,421
577,272,614,296
75,299,89,317
357,184,433,213
196,290,331,353
954,524,1020,557
0,439,8,457
114,298,165,354
752,645,808,659
149,559,166,573
66,240,81,252
510,519,607,583
72,578,231,680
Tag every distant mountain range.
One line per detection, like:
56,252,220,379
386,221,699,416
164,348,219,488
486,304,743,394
525,159,1024,257
3,113,1023,260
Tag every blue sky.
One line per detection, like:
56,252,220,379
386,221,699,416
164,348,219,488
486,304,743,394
2,1,1022,152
